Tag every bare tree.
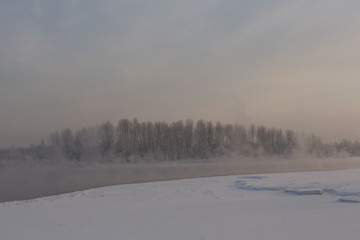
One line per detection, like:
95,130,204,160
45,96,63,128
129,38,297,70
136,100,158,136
99,121,115,156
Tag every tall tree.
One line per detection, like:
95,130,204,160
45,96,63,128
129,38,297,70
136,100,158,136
61,128,74,159
99,121,115,156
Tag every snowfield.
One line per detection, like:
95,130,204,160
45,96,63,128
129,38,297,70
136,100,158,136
2,168,360,240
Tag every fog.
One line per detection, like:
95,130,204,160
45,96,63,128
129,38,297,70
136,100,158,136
2,1,360,147
2,0,360,202
2,157,360,202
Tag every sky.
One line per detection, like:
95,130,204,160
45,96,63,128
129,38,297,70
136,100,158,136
1,0,360,147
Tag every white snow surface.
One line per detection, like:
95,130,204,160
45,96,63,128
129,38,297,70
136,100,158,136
2,168,360,240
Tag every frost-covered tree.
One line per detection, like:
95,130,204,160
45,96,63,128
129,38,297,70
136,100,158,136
116,119,132,157
99,121,115,156
194,120,208,158
61,128,74,159
184,119,194,157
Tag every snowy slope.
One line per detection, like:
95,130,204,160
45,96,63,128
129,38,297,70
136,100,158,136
2,168,360,240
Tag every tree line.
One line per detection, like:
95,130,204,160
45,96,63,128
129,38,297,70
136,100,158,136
45,118,299,162
1,118,360,164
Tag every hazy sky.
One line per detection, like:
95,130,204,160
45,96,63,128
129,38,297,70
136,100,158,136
1,0,360,147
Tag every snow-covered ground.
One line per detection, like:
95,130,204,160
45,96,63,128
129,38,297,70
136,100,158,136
2,168,360,240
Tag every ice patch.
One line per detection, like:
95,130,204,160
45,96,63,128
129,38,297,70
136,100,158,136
337,198,360,203
234,173,360,198
285,189,324,195
240,176,267,180
234,180,287,192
